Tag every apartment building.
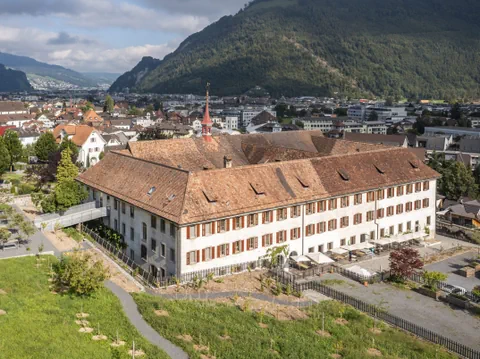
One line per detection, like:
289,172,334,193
78,130,439,279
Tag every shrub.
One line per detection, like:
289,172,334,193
53,251,109,296
17,183,35,195
422,271,448,291
472,285,480,299
389,248,424,282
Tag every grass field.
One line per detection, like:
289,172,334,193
0,256,168,359
134,293,456,359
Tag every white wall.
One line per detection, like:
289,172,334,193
79,131,105,167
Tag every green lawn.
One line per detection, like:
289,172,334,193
134,293,456,359
0,256,168,359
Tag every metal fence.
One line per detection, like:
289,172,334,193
81,224,272,288
81,225,158,286
270,269,480,359
407,271,479,303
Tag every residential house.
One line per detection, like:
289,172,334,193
53,124,106,167
0,101,28,115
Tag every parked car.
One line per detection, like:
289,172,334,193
442,284,467,295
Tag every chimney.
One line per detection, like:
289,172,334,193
224,156,232,169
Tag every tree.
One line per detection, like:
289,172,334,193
99,152,105,160
264,245,289,267
128,106,142,116
367,111,378,122
4,130,22,171
144,104,154,115
385,97,394,106
450,102,462,120
56,147,78,184
0,228,11,246
0,137,11,175
54,181,88,211
34,132,57,161
58,139,79,161
422,271,447,291
429,153,478,200
334,108,348,117
104,95,114,113
53,251,109,296
389,248,423,282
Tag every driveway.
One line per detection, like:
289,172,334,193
316,273,480,350
426,251,480,291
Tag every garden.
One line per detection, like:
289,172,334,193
0,203,35,251
133,292,457,359
0,255,168,359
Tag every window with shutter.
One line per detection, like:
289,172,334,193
423,181,430,191
318,200,326,212
397,186,404,196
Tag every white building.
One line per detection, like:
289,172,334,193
78,130,439,279
347,105,365,121
0,102,28,115
363,121,387,135
225,116,239,131
53,124,106,167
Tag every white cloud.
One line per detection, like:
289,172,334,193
0,25,177,72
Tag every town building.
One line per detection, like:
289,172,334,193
78,128,439,279
53,124,106,167
0,101,28,115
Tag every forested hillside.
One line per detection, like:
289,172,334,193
110,0,480,99
0,65,32,92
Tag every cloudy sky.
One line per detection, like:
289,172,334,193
0,0,246,73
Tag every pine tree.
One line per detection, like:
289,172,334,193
56,147,78,183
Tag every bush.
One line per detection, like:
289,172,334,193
422,271,448,291
17,183,35,195
472,285,480,299
53,251,109,296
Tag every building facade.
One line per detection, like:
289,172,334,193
78,131,439,279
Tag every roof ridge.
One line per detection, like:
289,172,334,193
109,150,191,173
189,146,398,175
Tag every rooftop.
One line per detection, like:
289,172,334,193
78,131,440,225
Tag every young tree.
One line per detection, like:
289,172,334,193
54,180,88,211
34,132,58,161
0,137,11,175
53,251,109,296
104,95,115,113
422,271,448,291
4,130,23,171
0,228,11,246
389,248,424,282
58,139,79,161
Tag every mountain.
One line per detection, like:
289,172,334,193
82,72,121,85
0,64,32,92
110,0,480,99
109,57,161,93
0,52,95,88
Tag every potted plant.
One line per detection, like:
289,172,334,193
417,271,446,300
446,292,470,309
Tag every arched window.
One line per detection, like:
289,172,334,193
141,245,147,260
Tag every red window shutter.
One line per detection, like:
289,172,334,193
291,229,294,239
241,216,245,228
262,212,266,224
254,237,258,248
262,235,265,247
232,243,236,254
196,250,200,263
186,252,190,265
212,222,216,234
186,226,191,239
232,218,236,230
270,211,273,222
211,247,215,259
246,240,250,251
217,245,221,258
241,240,245,252
202,249,206,262
226,244,230,256
276,232,280,243
217,221,221,233
196,225,201,237
226,219,230,231
202,224,206,236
